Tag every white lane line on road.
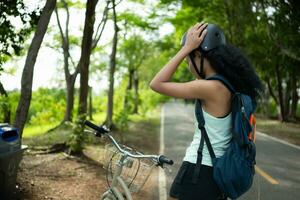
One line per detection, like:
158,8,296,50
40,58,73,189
159,105,167,200
257,131,300,150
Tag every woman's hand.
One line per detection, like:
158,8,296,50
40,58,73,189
183,22,208,52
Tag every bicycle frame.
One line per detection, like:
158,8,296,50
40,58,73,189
101,154,133,200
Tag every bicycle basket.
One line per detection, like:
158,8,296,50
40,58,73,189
103,144,156,193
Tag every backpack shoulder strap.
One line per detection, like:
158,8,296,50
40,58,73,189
195,99,205,127
195,100,216,158
193,99,216,183
206,74,236,93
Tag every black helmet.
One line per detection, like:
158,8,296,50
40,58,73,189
180,23,226,79
180,23,226,52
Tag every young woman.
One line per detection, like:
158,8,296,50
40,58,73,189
149,22,262,200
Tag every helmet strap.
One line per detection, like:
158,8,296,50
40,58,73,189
189,51,205,79
200,54,205,79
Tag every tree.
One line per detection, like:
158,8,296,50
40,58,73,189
119,35,151,113
54,0,79,122
68,0,99,155
105,7,158,117
77,0,99,118
104,0,119,129
55,0,110,122
255,0,300,121
13,0,57,136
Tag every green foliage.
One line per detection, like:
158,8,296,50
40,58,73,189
0,91,19,123
139,83,169,116
118,12,157,30
0,95,9,122
118,34,151,70
0,88,67,126
0,0,41,69
56,0,86,9
268,99,279,118
92,94,107,115
128,0,145,3
28,88,66,125
114,107,130,131
67,118,86,154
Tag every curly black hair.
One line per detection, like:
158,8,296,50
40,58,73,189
203,44,263,103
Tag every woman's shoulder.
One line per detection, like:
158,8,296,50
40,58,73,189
194,79,230,101
200,79,232,117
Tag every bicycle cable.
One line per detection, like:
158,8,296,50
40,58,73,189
106,150,118,199
126,146,141,190
106,145,142,192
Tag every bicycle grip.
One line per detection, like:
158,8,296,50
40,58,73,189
159,155,174,165
84,120,108,134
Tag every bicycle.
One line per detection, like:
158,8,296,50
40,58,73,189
84,120,174,200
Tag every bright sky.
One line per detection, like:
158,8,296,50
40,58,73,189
0,0,175,92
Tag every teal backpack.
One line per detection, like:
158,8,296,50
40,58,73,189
193,74,257,199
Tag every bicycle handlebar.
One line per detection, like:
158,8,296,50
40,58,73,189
84,120,109,134
159,155,174,165
84,120,174,167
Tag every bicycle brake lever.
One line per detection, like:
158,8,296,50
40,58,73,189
156,162,165,169
94,131,103,137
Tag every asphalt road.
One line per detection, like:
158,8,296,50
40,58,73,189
162,100,300,200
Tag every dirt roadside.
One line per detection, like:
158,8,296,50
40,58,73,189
16,150,160,200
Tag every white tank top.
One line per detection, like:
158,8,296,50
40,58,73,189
183,106,232,166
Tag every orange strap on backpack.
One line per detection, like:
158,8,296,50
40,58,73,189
248,114,256,143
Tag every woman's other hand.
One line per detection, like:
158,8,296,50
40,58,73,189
183,22,208,52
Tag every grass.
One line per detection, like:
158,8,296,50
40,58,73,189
22,107,162,154
22,123,73,147
22,112,107,139
22,112,107,145
256,116,300,145
23,122,60,138
92,112,106,123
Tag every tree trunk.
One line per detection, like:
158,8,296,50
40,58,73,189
0,82,11,123
77,0,98,119
88,86,93,120
275,64,287,121
105,0,118,129
266,78,278,105
133,70,139,114
13,0,56,136
64,75,76,121
123,69,133,110
284,76,292,120
290,72,299,119
260,82,270,116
